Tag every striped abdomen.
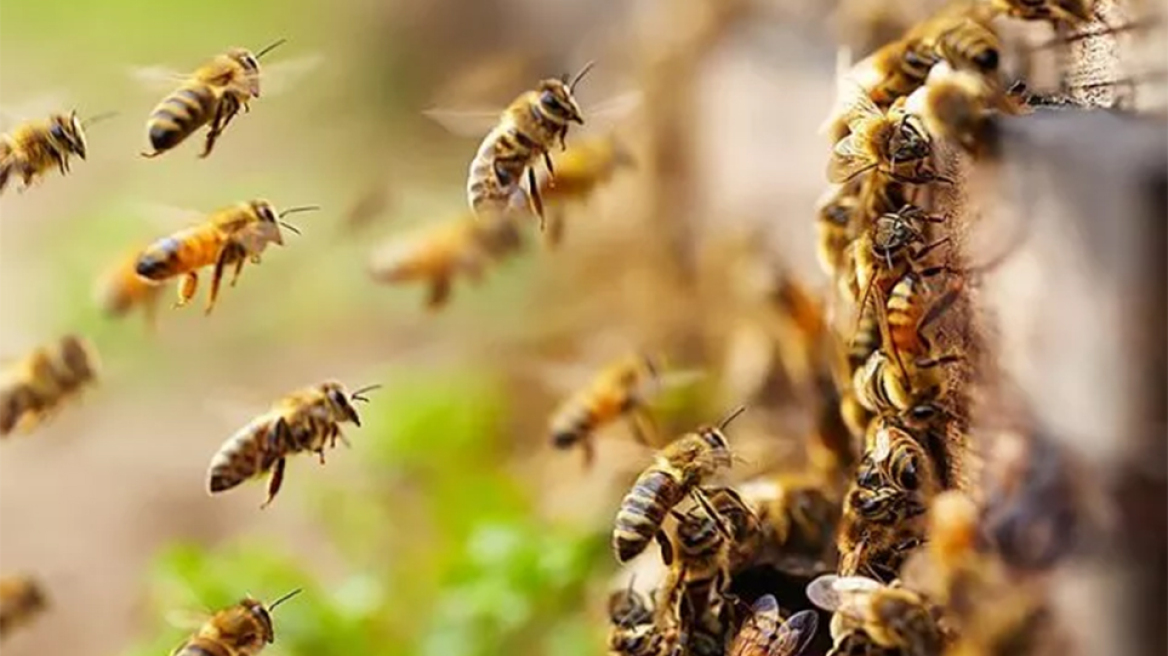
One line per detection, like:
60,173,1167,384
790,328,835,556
886,274,925,356
613,468,685,562
147,82,218,153
173,640,236,656
548,388,625,449
467,123,537,216
936,19,1000,73
135,226,223,280
849,302,882,372
207,417,285,494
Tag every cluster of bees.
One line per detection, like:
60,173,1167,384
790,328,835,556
0,0,1139,652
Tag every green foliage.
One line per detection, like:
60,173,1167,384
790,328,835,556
122,369,610,655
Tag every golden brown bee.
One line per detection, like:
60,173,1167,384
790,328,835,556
0,110,112,194
807,574,944,656
728,595,820,656
171,589,300,656
0,575,47,639
739,472,842,576
94,245,166,330
612,407,745,563
536,133,635,246
548,353,662,468
134,200,315,315
828,92,946,186
1,335,98,437
368,211,523,311
465,62,594,221
990,0,1095,25
903,62,1002,154
816,181,863,280
206,381,377,507
141,40,285,159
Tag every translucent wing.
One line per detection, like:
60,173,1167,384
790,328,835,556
133,202,207,232
258,54,324,97
164,609,210,631
826,134,877,184
0,91,72,129
583,90,643,125
772,609,820,656
422,107,504,138
870,426,893,463
129,65,192,91
805,574,844,611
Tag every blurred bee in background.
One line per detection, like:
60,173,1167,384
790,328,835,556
0,335,98,437
134,200,315,315
206,381,377,507
0,109,114,195
816,181,864,280
828,91,948,186
727,595,820,656
548,352,663,468
0,575,47,639
139,40,287,159
806,574,944,656
94,245,165,330
612,407,745,563
535,133,635,246
171,589,300,656
367,211,523,311
739,472,842,576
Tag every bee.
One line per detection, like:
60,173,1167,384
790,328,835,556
134,200,315,315
815,181,863,280
837,425,941,581
990,0,1095,25
608,578,655,629
739,472,841,576
608,622,665,656
1,335,98,437
206,381,378,507
728,595,820,656
536,133,635,246
140,40,285,159
548,353,663,468
612,406,745,563
171,588,301,656
0,575,47,639
806,574,944,656
903,62,1002,154
852,314,962,418
828,91,948,186
94,245,165,330
0,109,113,194
368,211,523,311
464,62,594,221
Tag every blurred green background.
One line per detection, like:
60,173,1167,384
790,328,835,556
0,0,852,654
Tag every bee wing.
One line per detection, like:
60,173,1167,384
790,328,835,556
826,134,877,184
0,91,72,129
164,609,210,631
129,65,193,91
258,54,325,97
804,574,844,611
422,107,504,138
771,609,820,656
655,369,707,391
870,425,893,462
581,90,642,126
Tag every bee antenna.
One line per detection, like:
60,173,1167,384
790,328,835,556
569,60,596,92
279,205,321,218
717,405,747,430
349,383,382,403
278,221,301,235
255,38,288,61
81,111,118,128
268,588,302,611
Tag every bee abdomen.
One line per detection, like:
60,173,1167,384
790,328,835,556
613,469,683,562
207,422,274,494
148,84,216,152
174,640,232,656
549,404,596,449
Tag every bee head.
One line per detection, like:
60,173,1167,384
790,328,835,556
323,381,378,427
228,47,264,97
250,199,284,246
48,112,87,159
239,596,276,643
871,211,924,255
537,79,584,125
888,116,931,164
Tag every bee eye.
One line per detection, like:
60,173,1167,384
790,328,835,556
50,124,66,140
540,90,563,110
973,49,999,71
897,459,920,490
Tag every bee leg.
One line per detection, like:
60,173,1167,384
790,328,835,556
261,458,286,509
230,254,246,287
199,102,226,159
581,438,596,469
526,167,545,226
915,352,964,369
206,245,235,316
316,447,326,465
655,529,675,566
543,151,556,180
175,272,198,308
545,206,565,248
426,276,452,311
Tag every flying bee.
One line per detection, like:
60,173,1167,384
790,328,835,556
0,575,47,639
463,62,594,221
139,40,286,159
368,210,523,311
134,200,315,315
828,90,948,186
206,381,378,507
990,0,1095,25
547,352,663,468
0,109,114,195
739,472,841,576
806,575,944,656
94,245,165,330
171,588,301,656
1,335,98,437
728,595,820,656
612,406,745,563
535,133,635,246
